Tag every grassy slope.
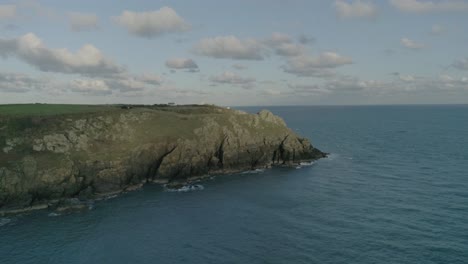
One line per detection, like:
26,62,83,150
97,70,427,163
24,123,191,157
0,104,243,165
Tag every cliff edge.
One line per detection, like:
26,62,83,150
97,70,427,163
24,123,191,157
0,104,325,213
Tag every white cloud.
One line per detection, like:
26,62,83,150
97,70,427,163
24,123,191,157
72,74,162,94
0,33,125,77
107,79,146,93
70,79,111,95
282,52,352,77
193,36,265,60
136,73,163,85
115,7,190,38
452,58,468,70
390,0,468,13
69,12,99,32
435,74,468,89
431,24,446,35
165,58,198,70
400,38,425,49
264,32,293,46
263,32,305,57
399,74,416,82
210,71,256,89
334,0,378,19
0,72,46,93
289,76,387,96
0,4,16,20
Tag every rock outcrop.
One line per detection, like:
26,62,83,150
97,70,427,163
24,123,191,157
0,105,325,212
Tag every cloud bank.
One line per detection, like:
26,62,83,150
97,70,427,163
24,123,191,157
0,33,124,77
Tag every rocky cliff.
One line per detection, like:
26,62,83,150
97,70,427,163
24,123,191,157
0,105,325,213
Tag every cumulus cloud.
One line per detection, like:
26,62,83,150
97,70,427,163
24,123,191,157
400,38,425,49
264,32,293,46
282,52,353,77
0,72,47,93
193,36,265,60
0,33,125,77
106,79,146,93
263,32,306,57
68,73,163,95
390,0,468,13
415,74,467,90
70,79,111,95
0,4,16,20
114,7,190,38
193,33,311,60
210,71,256,89
135,73,163,85
165,58,199,71
452,58,468,70
334,0,378,19
69,12,99,32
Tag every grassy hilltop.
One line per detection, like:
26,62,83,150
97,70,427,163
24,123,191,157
0,103,219,117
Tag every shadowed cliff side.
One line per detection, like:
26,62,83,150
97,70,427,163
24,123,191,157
0,104,325,212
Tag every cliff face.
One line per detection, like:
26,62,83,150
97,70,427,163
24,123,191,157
0,105,325,211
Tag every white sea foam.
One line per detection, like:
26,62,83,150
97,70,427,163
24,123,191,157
0,218,11,227
48,212,61,217
324,153,339,161
241,168,265,174
300,161,315,166
165,184,204,192
104,194,118,200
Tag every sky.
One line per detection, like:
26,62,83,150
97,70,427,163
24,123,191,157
0,0,468,106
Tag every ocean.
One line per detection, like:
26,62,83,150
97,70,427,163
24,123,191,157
1,105,467,264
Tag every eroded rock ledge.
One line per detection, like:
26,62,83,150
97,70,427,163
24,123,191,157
0,105,325,214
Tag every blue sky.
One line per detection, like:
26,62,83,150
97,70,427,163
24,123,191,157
1,0,468,106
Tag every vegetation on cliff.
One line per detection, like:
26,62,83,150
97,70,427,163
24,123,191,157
0,104,325,212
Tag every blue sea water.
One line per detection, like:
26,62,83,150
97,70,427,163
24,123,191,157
1,105,468,264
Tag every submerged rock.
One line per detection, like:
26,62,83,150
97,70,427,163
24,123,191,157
0,105,326,213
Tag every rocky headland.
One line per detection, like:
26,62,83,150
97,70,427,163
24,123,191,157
0,104,325,215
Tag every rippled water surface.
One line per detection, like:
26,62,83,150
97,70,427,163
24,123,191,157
1,105,467,264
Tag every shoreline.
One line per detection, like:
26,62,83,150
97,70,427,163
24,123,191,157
0,158,324,217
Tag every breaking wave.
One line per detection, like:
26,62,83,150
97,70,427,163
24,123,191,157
0,218,11,227
165,184,205,192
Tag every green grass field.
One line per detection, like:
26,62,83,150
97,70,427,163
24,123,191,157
0,104,221,118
